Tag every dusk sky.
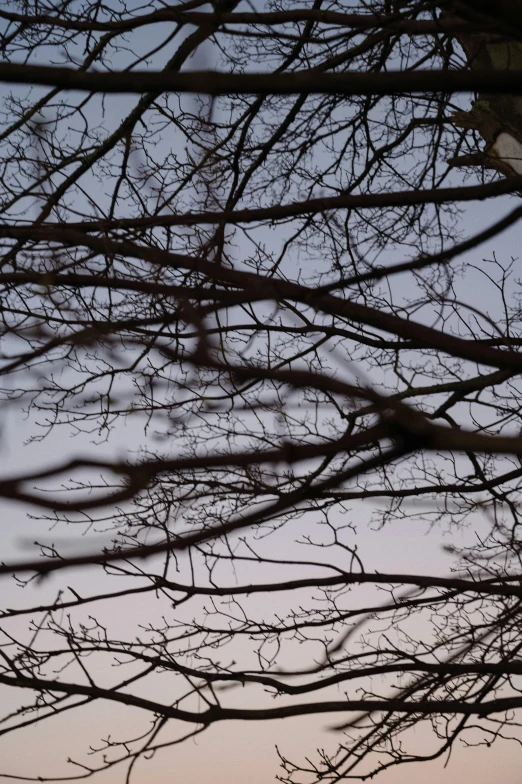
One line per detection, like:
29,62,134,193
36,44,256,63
2,190,521,781
1,2,522,782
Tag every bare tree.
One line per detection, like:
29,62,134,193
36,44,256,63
2,1,522,781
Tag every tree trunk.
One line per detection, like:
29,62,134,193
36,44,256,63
445,1,522,175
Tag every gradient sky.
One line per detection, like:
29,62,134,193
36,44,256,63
1,3,522,781
2,193,521,781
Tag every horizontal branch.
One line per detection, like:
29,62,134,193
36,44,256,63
4,567,521,618
0,442,403,574
49,176,522,231
0,8,495,35
81,648,522,696
3,63,522,97
3,224,522,372
6,400,522,572
0,673,520,721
